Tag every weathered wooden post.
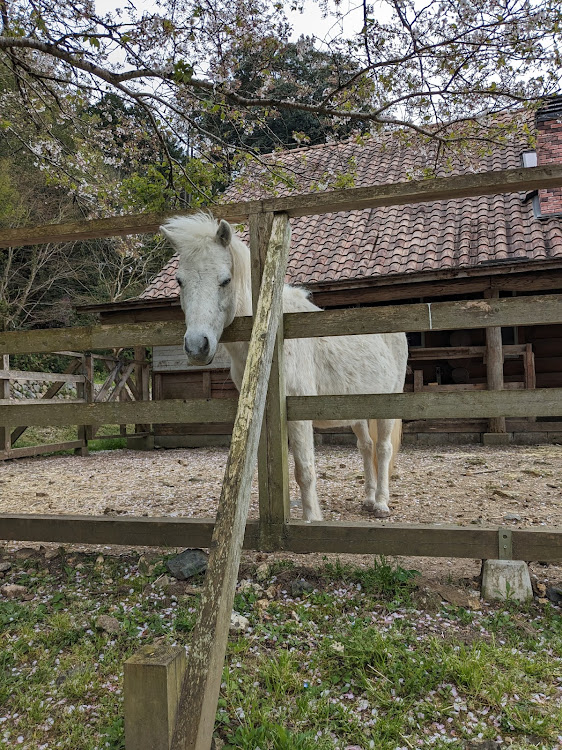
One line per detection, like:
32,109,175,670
484,290,509,444
75,354,90,456
0,354,11,458
124,643,186,750
166,212,291,750
249,213,290,551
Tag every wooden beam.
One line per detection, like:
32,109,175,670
170,213,291,750
286,388,562,422
2,165,561,247
0,355,10,454
0,369,85,383
485,290,506,433
250,213,291,549
2,294,562,355
0,441,84,460
0,514,560,561
0,398,238,427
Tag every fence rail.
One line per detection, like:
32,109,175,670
1,293,561,355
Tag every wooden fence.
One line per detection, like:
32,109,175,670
0,350,150,459
1,164,562,748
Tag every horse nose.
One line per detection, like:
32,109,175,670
184,332,211,362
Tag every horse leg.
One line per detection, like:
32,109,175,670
370,418,396,518
288,421,323,522
351,421,378,512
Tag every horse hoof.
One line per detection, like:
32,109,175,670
366,507,391,519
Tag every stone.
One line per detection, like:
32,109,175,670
503,512,522,521
546,585,562,606
482,432,511,446
255,562,270,581
165,548,208,581
44,547,62,561
0,562,11,573
229,612,250,633
290,579,315,597
481,560,533,602
95,615,121,634
1,584,28,599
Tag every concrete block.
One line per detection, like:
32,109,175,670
512,432,548,445
482,432,511,446
481,560,533,602
446,432,481,445
416,433,449,446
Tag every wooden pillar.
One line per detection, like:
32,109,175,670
170,213,290,750
249,212,290,550
124,643,186,750
75,355,90,456
1,354,11,457
485,291,506,434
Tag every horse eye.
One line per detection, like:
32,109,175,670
176,276,183,288
220,277,231,288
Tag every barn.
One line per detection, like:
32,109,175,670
80,99,562,447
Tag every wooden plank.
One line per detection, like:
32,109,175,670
0,513,559,561
0,369,85,383
250,212,291,549
0,399,238,427
0,398,84,406
2,294,562,355
170,213,291,750
282,294,562,339
2,165,561,247
0,441,84,460
485,291,506,433
286,388,562,422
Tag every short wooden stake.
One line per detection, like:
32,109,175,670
124,643,186,750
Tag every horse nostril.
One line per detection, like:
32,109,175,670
201,336,209,353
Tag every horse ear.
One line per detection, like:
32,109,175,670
216,219,232,247
159,224,176,246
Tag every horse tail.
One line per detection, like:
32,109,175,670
369,418,402,479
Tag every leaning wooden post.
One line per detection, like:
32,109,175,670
0,354,11,458
484,291,507,441
75,355,89,456
249,213,290,551
169,212,291,750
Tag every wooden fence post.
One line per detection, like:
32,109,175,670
75,355,89,456
124,643,186,750
169,212,291,750
249,213,290,550
1,354,11,457
484,290,507,437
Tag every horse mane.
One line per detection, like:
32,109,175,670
161,212,252,316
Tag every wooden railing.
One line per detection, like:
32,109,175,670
1,163,562,749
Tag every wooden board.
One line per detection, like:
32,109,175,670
0,514,560,561
2,294,562,355
2,164,562,247
286,388,562,421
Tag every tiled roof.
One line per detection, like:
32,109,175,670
141,129,562,300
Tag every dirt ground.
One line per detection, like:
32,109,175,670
1,442,561,585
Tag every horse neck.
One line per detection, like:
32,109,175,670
225,237,252,374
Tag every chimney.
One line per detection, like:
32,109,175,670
536,95,562,217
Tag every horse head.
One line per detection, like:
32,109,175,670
160,214,240,366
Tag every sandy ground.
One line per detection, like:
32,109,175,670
1,442,561,584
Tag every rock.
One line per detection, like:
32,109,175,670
465,741,501,749
255,562,270,582
1,584,29,600
290,579,315,597
264,585,277,600
166,549,208,581
229,612,250,633
13,547,38,560
44,548,62,561
481,560,533,602
95,615,121,634
0,562,11,573
546,585,562,605
503,512,522,521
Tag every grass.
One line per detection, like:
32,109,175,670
0,552,561,749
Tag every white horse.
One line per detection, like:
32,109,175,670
161,213,408,521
